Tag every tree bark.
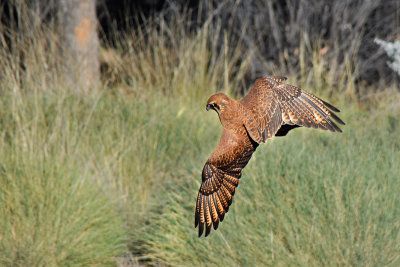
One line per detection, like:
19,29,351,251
58,0,99,91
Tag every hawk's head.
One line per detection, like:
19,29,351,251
206,93,230,115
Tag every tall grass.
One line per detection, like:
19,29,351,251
140,106,400,266
1,1,400,266
0,91,128,266
100,7,253,100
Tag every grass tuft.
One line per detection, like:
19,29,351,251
0,91,127,266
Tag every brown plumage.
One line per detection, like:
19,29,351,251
195,76,345,237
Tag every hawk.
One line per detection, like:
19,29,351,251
195,76,345,237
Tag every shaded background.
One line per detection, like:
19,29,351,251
97,0,400,86
2,0,399,89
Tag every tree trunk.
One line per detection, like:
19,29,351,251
58,0,99,91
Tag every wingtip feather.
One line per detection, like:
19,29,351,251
198,222,204,237
195,193,200,228
195,214,199,228
213,219,219,230
329,112,346,125
205,224,211,237
322,99,340,112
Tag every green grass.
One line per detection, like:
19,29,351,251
0,91,128,266
134,97,400,266
1,83,399,266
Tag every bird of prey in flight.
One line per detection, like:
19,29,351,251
195,76,345,237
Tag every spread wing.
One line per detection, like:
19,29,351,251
240,76,345,142
195,129,258,237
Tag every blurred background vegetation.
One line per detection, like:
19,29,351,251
0,0,399,266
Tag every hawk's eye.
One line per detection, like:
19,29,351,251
207,103,220,111
212,103,221,112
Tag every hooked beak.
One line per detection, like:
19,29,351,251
206,104,212,111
